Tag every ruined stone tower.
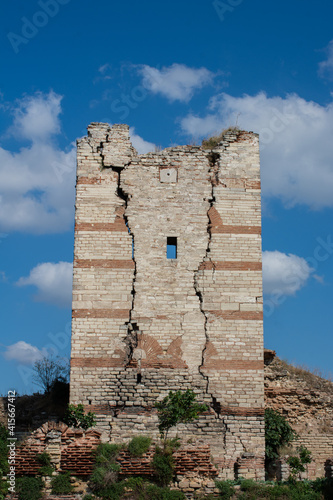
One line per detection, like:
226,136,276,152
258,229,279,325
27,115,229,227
70,123,264,479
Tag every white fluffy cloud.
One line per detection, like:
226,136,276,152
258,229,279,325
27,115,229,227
138,63,214,102
3,341,47,365
129,127,156,154
0,91,76,233
17,261,73,307
318,40,333,79
181,92,333,209
262,251,314,296
9,91,62,142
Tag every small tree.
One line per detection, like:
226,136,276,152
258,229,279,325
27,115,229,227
155,389,208,441
265,408,297,461
63,403,96,430
32,356,69,394
287,445,312,482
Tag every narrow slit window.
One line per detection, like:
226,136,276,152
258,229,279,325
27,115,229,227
167,237,177,259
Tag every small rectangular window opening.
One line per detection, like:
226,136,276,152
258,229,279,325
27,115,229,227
167,237,177,259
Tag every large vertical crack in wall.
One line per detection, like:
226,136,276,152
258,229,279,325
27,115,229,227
99,133,138,367
194,136,240,415
113,167,139,366
193,151,220,405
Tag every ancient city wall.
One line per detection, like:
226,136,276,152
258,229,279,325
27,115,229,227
70,123,264,479
265,351,333,479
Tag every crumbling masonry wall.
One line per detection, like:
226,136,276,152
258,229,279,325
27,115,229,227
70,123,265,479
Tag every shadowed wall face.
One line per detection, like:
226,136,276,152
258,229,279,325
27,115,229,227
70,123,265,480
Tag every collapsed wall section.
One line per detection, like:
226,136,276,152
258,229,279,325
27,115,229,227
70,123,264,480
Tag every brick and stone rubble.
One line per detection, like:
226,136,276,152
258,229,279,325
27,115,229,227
70,123,265,480
264,350,333,479
14,422,100,477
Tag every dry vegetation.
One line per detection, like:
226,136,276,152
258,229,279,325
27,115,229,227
276,359,333,393
201,126,241,149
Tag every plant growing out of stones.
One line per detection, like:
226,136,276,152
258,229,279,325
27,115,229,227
89,443,123,495
264,408,297,462
36,451,54,476
153,389,208,486
16,477,44,500
128,436,151,456
63,403,96,430
51,471,74,495
155,389,208,442
287,445,312,482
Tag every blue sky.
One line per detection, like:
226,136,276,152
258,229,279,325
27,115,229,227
0,0,332,395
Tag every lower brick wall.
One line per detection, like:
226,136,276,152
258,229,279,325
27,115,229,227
15,422,101,477
116,445,218,478
293,434,333,479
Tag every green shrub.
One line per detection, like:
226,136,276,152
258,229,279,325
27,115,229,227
89,443,123,494
287,446,312,482
38,465,54,476
215,479,235,499
287,481,322,500
95,481,125,500
144,483,186,499
89,464,121,491
36,451,51,466
16,477,43,500
35,451,54,476
63,403,96,430
155,389,208,441
152,447,174,486
128,435,152,456
51,471,74,494
312,477,333,499
0,424,9,474
94,442,122,465
265,408,297,461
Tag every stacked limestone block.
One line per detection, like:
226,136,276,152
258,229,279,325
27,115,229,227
70,123,264,480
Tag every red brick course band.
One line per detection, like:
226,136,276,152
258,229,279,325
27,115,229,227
71,357,263,370
71,357,124,368
81,403,264,418
208,310,263,320
72,309,130,318
210,224,261,234
204,360,264,370
74,259,135,269
199,261,262,271
75,222,128,232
